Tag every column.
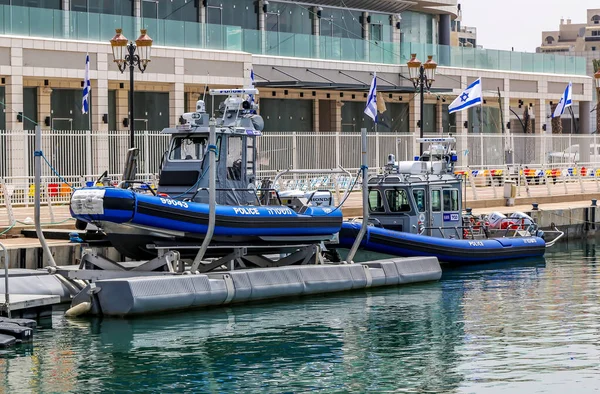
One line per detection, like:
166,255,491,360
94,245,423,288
258,0,266,54
134,0,142,34
535,99,547,165
313,98,320,132
199,0,205,23
455,76,469,166
438,14,451,65
392,15,401,63
362,12,370,61
169,82,185,127
579,101,592,134
313,7,320,59
6,75,25,179
62,0,70,38
330,100,341,132
409,93,420,157
186,92,197,112
502,79,512,164
37,87,51,130
436,101,443,133
115,88,129,131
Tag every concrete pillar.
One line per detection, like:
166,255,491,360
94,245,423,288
313,7,320,59
436,101,443,133
134,0,141,36
409,92,420,156
330,100,341,132
169,82,185,127
93,53,109,132
5,75,25,179
62,0,70,38
438,14,451,46
313,98,320,132
115,88,129,131
535,99,547,165
362,12,370,61
258,0,266,54
580,101,592,134
37,87,51,130
186,92,197,112
454,76,469,166
392,16,401,63
198,0,205,23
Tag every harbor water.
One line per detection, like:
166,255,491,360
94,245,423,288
1,240,600,393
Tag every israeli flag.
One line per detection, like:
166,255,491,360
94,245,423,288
249,69,255,104
364,72,377,122
448,78,482,114
82,54,91,114
552,82,572,118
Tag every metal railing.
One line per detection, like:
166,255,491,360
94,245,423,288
2,130,600,207
0,242,9,318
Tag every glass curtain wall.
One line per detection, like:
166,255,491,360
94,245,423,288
423,103,436,133
71,0,133,15
142,0,197,21
442,104,456,134
265,2,312,57
0,0,60,9
401,11,436,44
320,7,363,61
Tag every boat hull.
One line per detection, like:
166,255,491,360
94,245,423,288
70,188,343,259
337,222,546,265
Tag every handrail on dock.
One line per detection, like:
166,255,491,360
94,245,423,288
0,242,10,318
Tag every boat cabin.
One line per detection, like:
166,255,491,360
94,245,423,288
367,138,463,238
157,89,264,205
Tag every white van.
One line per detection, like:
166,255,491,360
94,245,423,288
547,144,600,164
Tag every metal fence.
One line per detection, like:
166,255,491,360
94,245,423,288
1,130,600,207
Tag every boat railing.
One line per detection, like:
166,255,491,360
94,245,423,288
194,187,283,207
272,167,353,206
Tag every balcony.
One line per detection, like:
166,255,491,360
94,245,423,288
0,5,588,76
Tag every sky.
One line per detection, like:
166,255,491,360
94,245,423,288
459,0,600,52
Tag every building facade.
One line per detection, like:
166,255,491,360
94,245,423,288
450,5,478,48
0,0,594,178
538,9,600,132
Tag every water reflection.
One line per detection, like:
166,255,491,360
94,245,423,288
0,241,599,393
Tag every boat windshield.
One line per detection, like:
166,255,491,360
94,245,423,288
169,136,208,161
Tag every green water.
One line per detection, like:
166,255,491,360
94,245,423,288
1,241,600,393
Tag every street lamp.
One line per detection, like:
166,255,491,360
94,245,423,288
407,54,437,155
110,28,153,148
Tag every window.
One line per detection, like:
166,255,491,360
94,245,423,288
545,36,555,45
169,136,207,161
593,46,597,51
3,0,60,9
413,189,426,213
386,189,411,213
592,31,600,37
368,190,385,212
227,136,243,180
431,190,441,212
443,189,459,212
143,0,197,22
71,0,133,16
592,15,600,24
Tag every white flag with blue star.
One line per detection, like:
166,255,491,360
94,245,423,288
551,82,572,118
448,78,482,114
364,72,377,122
82,53,91,114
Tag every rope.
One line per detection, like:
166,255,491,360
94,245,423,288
36,150,74,189
323,168,362,216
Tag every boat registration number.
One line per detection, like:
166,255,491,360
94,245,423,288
468,241,484,247
523,238,537,244
160,198,189,209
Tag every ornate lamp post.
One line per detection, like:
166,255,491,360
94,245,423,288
407,54,437,155
110,28,153,148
